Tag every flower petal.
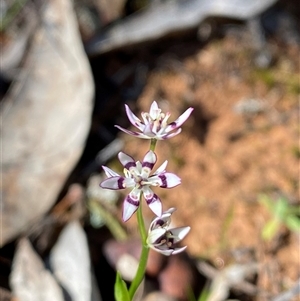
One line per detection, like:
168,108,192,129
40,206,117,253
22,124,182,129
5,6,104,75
164,208,177,215
149,211,173,231
153,246,174,256
149,101,160,119
118,152,136,170
142,150,156,175
102,166,120,177
122,195,140,222
170,246,187,255
169,226,191,243
161,128,181,139
165,107,193,133
123,177,135,188
146,193,162,217
128,186,141,199
142,186,154,200
114,126,152,139
146,207,190,256
160,112,171,128
151,173,181,188
124,104,144,131
153,160,168,175
100,176,125,190
146,228,166,245
143,122,155,137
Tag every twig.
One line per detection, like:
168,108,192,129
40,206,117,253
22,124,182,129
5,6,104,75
271,279,300,301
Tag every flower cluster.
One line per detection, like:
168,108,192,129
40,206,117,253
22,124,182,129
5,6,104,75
100,150,181,222
147,208,190,256
115,101,193,140
100,101,192,255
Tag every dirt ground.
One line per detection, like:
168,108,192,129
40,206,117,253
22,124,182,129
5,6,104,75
111,32,299,298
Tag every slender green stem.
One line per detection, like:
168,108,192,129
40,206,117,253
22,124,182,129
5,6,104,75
128,139,157,299
150,138,157,151
128,204,149,299
88,199,127,241
136,201,147,242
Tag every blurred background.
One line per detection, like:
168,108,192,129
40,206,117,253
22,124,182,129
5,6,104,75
1,0,299,300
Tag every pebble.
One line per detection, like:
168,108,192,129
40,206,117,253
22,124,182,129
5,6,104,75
159,254,195,301
103,239,166,277
142,291,177,301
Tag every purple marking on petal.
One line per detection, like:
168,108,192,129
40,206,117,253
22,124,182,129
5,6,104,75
123,198,139,222
118,152,137,171
158,173,181,188
146,194,158,205
164,108,193,134
125,195,140,207
158,174,168,188
124,161,136,170
173,107,194,127
142,150,157,170
168,121,176,129
155,219,165,227
100,176,125,190
142,161,155,170
147,195,162,216
146,193,161,206
117,177,125,189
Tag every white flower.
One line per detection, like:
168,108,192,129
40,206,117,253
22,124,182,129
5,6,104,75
100,152,181,222
115,101,193,140
146,208,190,256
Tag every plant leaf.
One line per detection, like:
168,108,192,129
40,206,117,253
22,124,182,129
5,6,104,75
285,215,300,232
262,219,280,241
275,197,288,219
114,271,130,301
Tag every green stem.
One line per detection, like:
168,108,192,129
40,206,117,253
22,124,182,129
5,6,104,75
150,138,157,151
128,204,149,299
128,139,157,299
88,199,128,241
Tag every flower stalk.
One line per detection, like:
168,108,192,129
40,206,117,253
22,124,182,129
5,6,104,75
99,101,193,301
128,203,149,298
150,138,157,151
128,137,157,298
